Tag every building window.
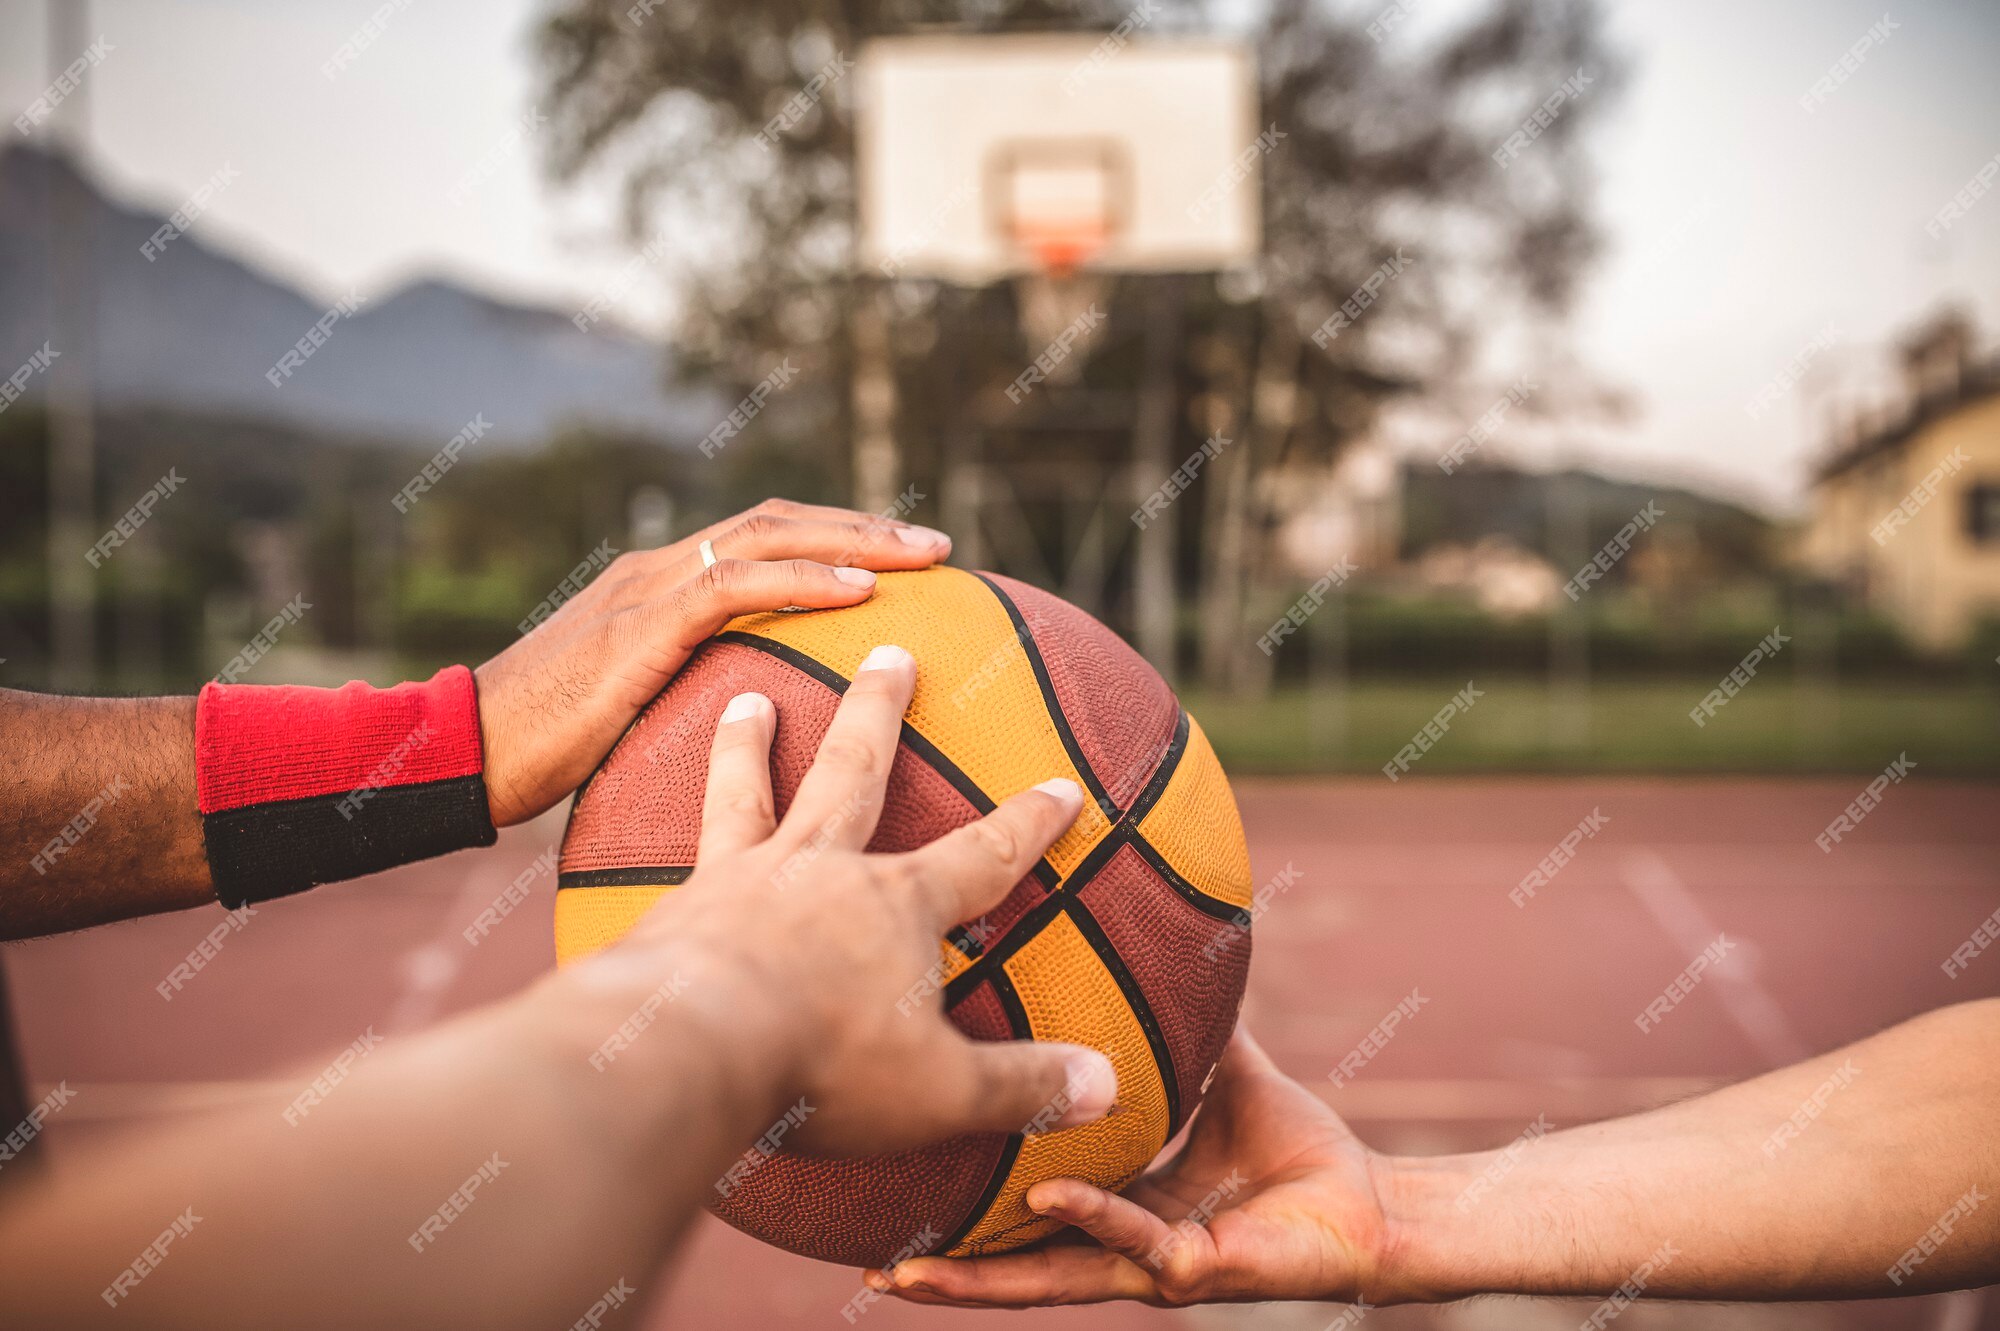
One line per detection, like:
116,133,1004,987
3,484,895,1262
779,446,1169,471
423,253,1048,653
1969,483,2000,544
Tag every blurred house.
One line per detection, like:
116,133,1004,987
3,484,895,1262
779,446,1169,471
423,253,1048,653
1804,310,2000,649
1414,537,1563,616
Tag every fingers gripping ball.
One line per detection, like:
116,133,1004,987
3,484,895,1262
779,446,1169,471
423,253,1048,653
555,568,1253,1267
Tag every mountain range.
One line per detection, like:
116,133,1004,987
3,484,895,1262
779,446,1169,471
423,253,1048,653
0,144,715,447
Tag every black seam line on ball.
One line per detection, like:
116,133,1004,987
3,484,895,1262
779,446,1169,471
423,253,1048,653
713,630,1059,891
943,703,1182,953
938,970,1033,1257
944,891,1076,1010
966,573,1118,819
1065,895,1184,1134
1125,834,1250,924
870,706,1194,1004
1122,709,1191,828
556,866,693,890
942,825,1132,1009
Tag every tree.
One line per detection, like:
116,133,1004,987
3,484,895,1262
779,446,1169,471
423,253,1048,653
538,0,1621,688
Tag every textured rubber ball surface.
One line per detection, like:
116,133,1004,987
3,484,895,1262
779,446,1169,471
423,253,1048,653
555,567,1253,1267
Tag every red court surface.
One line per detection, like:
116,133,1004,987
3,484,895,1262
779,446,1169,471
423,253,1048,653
8,778,1998,1329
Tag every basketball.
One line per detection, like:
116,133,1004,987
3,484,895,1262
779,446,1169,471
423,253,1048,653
554,566,1252,1267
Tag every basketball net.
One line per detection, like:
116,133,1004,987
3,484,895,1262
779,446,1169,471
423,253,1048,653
1011,221,1110,385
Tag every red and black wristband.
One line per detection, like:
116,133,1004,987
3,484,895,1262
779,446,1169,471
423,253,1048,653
195,666,498,908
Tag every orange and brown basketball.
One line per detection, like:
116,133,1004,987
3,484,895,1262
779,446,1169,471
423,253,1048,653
554,566,1252,1267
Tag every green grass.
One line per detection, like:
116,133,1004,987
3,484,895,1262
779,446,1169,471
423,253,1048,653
1180,677,2000,776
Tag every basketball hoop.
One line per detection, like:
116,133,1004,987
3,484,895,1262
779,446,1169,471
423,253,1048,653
1015,219,1107,279
1004,157,1117,379
853,37,1262,382
855,36,1260,287
1012,263,1110,383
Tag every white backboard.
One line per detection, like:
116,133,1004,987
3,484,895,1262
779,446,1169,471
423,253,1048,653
856,34,1262,284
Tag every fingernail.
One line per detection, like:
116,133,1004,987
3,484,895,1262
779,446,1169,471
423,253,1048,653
1051,1049,1117,1130
721,692,769,724
858,644,912,673
862,1271,891,1292
1032,777,1083,813
895,525,950,548
833,566,877,587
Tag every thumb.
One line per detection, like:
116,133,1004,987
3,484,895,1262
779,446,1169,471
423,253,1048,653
927,1036,1117,1138
908,779,1085,930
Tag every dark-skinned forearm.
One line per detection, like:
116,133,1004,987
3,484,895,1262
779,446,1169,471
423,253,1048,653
0,690,212,938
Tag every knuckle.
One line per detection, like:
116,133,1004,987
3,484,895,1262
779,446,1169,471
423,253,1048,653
817,735,881,777
732,511,781,545
1157,1252,1207,1304
966,1043,1028,1107
756,496,797,516
712,786,774,824
874,857,924,898
889,852,931,887
969,816,1025,867
1068,1189,1107,1223
839,518,883,547
596,552,646,598
697,558,748,597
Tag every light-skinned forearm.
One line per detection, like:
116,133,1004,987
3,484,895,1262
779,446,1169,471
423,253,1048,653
1376,999,2000,1304
0,690,211,937
0,955,794,1329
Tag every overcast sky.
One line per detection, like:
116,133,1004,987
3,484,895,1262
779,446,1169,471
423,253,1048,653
3,0,1996,515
